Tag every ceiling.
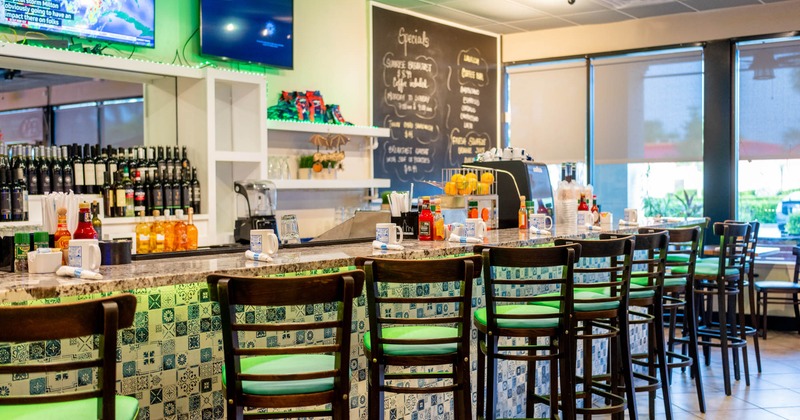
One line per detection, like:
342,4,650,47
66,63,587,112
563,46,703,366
0,70,91,93
373,0,794,34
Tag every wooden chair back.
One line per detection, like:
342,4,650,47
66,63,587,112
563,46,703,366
206,270,365,416
476,244,579,334
0,294,137,419
553,236,635,316
712,221,751,282
603,230,669,301
643,226,701,290
354,255,482,361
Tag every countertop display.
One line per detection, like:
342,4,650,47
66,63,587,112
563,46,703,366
0,218,699,304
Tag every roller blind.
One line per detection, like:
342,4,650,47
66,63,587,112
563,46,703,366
737,38,800,160
506,60,587,164
593,49,703,164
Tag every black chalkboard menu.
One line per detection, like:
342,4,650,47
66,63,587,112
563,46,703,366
372,6,498,197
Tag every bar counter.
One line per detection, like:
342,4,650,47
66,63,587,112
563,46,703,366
0,219,698,419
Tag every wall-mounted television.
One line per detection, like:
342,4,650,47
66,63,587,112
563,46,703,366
0,0,155,47
200,0,293,69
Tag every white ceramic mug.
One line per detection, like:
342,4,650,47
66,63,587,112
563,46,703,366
68,239,101,271
600,212,614,229
465,218,487,239
577,210,593,227
624,208,638,223
376,223,403,244
513,147,526,160
529,213,553,230
250,229,279,254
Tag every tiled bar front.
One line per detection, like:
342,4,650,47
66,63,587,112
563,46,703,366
0,222,694,419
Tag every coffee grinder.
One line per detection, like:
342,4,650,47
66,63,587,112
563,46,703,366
233,180,278,244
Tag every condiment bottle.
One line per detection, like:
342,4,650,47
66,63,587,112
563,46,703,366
135,216,151,254
33,231,49,250
14,232,29,272
578,193,589,212
173,210,188,251
54,207,71,264
73,202,98,240
518,195,527,230
150,210,166,253
187,207,198,250
590,195,600,226
418,196,433,241
91,200,103,240
433,202,445,241
164,214,175,252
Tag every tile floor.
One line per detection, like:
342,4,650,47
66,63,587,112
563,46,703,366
612,330,800,419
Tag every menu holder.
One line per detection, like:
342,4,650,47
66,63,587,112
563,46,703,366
391,211,419,240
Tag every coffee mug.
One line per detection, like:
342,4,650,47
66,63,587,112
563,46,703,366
376,223,403,244
465,218,487,239
577,210,593,227
624,208,638,223
250,229,279,254
529,213,553,230
68,239,101,271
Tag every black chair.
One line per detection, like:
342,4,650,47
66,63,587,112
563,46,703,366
355,255,481,420
208,270,365,420
0,294,139,419
755,246,800,339
474,244,579,420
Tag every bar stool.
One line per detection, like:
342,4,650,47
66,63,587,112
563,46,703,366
756,246,800,338
355,255,481,420
689,222,751,396
207,270,365,419
536,236,638,420
602,230,673,420
0,294,139,419
473,244,579,420
641,226,705,413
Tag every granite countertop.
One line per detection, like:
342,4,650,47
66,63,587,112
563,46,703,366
0,218,699,303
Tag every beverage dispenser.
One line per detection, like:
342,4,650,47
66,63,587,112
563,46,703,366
233,180,278,244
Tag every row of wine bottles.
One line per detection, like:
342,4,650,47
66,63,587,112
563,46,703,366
102,166,201,218
0,142,192,196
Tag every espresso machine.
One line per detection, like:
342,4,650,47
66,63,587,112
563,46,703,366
233,180,278,244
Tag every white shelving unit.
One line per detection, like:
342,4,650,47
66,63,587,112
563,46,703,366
272,179,391,190
267,119,390,138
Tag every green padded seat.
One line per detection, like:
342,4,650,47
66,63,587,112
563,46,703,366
222,354,336,395
531,290,619,311
754,281,800,291
583,285,654,300
671,264,739,277
696,257,751,270
0,395,139,420
666,254,691,263
631,275,686,288
474,305,560,329
363,326,458,355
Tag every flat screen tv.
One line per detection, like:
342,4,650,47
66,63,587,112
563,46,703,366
200,0,293,69
0,0,155,47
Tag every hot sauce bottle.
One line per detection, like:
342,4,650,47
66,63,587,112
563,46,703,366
418,196,433,241
518,195,527,230
73,202,98,240
54,207,71,264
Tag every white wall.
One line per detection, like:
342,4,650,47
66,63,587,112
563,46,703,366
503,0,800,63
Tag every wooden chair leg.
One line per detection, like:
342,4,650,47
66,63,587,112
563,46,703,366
718,286,732,396
736,285,751,386
486,335,498,420
368,361,385,420
527,344,536,418
619,314,638,420
654,301,673,420
559,334,576,420
455,352,470,420
793,293,800,335
747,280,762,373
757,291,767,340
477,331,486,419
685,282,706,413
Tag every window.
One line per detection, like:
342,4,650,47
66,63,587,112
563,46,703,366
592,49,704,220
737,37,800,246
53,98,143,147
0,107,45,144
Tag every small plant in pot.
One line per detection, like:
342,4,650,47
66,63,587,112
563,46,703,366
297,154,315,179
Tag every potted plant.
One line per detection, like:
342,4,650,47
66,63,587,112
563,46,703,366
297,154,314,179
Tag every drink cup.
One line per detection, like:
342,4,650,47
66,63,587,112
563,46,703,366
250,229,279,254
529,213,553,230
465,218,487,239
376,223,403,244
600,212,614,229
68,239,101,271
577,210,593,228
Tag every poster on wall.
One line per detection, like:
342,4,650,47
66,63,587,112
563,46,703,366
372,5,498,196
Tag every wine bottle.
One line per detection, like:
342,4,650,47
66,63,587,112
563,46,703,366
12,145,26,186
117,147,128,175
180,168,190,212
163,169,174,216
27,146,38,195
107,146,118,176
170,168,181,215
180,145,190,169
150,169,164,216
143,171,152,215
187,207,198,250
37,145,51,195
72,143,84,194
102,171,114,218
165,146,174,176
146,147,157,180
134,169,146,217
0,169,12,221
52,146,64,193
95,145,107,193
156,146,166,174
113,171,126,218
123,168,134,217
189,166,201,214
15,170,28,221
62,146,74,193
91,200,102,240
83,144,96,194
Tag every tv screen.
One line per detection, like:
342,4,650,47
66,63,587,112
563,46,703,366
0,0,155,47
200,0,293,69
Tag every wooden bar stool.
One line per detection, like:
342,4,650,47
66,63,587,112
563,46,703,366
641,226,705,413
603,230,673,420
355,255,482,420
0,294,139,420
539,236,638,420
755,246,800,339
688,222,751,396
207,270,365,420
473,244,579,420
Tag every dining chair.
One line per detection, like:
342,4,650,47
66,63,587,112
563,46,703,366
0,294,139,420
355,255,481,420
755,246,800,339
207,270,365,419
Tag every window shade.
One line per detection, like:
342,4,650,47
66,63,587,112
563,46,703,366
593,49,703,164
737,38,800,160
506,60,587,164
